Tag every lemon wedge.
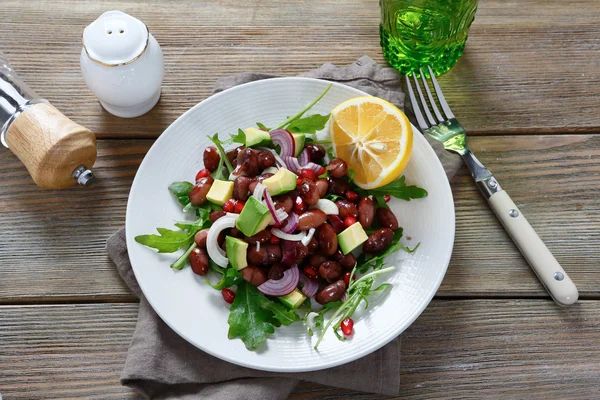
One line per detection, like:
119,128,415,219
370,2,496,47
330,96,413,189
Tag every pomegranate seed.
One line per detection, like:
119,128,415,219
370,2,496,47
195,168,211,181
234,201,245,213
296,177,303,187
343,216,357,228
343,272,355,287
345,190,359,202
221,288,236,304
304,266,318,279
270,235,280,244
223,199,236,213
341,318,354,336
300,168,317,181
294,196,307,213
318,166,326,176
384,194,391,203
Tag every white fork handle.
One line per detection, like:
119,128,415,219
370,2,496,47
488,190,578,305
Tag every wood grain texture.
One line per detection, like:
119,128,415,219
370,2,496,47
0,0,598,138
0,135,598,302
1,300,599,399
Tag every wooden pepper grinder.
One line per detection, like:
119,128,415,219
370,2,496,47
0,52,96,189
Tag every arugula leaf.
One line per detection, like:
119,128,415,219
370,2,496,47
325,193,345,202
355,228,418,273
314,301,342,329
209,133,235,174
211,152,227,181
276,84,332,129
227,282,276,350
369,176,428,201
205,267,243,290
266,301,301,326
134,228,193,253
171,242,197,270
286,114,330,134
326,146,336,160
256,122,269,131
230,129,246,144
174,209,211,232
168,181,194,206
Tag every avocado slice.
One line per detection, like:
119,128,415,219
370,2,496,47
291,133,305,157
236,196,273,237
245,127,271,147
206,179,234,205
338,222,369,254
279,288,306,310
262,168,297,196
225,236,248,270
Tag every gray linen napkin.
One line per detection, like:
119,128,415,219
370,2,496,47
107,56,461,400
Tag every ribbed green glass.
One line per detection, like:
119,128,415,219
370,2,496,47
380,0,478,76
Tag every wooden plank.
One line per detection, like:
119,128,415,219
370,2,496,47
1,135,598,302
0,0,598,138
1,300,599,399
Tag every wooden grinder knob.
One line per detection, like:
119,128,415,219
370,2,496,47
6,102,97,189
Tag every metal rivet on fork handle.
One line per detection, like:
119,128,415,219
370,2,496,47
554,272,565,281
509,209,519,218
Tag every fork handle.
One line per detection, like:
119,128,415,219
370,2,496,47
487,189,578,305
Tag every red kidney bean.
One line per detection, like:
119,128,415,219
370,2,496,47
297,209,327,230
243,230,272,244
234,148,260,177
362,228,394,254
189,247,209,275
265,244,282,265
319,261,342,283
340,253,357,269
268,263,286,280
189,176,214,206
358,197,375,228
233,176,252,201
326,158,348,178
315,280,346,304
336,200,358,219
309,254,327,268
296,241,309,260
241,266,267,286
247,246,267,265
273,195,293,214
226,146,244,163
327,214,346,233
298,179,320,206
203,146,220,172
376,208,399,230
306,237,319,254
229,227,243,238
327,177,351,196
257,150,276,170
317,223,338,256
210,211,226,224
306,144,326,163
194,228,210,248
315,179,329,197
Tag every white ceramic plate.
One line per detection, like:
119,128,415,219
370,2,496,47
126,77,454,372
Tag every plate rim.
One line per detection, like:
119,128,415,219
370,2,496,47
125,76,455,372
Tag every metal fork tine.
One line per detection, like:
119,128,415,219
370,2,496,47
412,74,437,126
404,75,429,132
419,68,444,123
427,65,454,119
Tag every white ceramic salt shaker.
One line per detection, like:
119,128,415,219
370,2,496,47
80,10,164,118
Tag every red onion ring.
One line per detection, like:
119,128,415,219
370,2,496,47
269,129,295,158
298,271,319,298
263,188,283,224
303,162,322,174
258,266,299,297
283,156,302,174
279,212,299,234
298,148,310,166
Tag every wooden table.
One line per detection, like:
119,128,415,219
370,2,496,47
1,0,599,398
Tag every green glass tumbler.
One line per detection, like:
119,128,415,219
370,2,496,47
380,0,478,76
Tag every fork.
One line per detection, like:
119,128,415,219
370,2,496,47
405,66,578,306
